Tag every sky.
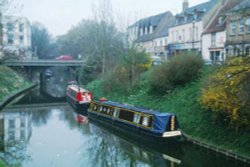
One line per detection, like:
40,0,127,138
17,0,209,36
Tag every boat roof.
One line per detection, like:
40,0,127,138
99,100,172,116
68,85,89,93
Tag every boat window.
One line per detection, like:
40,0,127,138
142,116,149,127
103,107,106,113
107,108,110,114
93,105,97,111
110,108,114,115
133,114,141,124
99,106,103,112
113,108,120,118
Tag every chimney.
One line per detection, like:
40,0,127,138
183,0,189,12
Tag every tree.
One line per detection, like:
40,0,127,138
100,47,151,94
31,22,52,59
57,17,124,84
201,57,250,130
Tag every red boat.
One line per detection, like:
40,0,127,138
66,82,92,114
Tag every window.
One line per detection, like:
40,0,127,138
19,23,24,32
239,19,244,34
211,33,216,47
20,130,25,141
230,21,237,35
20,117,25,127
7,22,14,32
133,114,141,124
142,116,149,126
9,119,15,129
113,108,120,118
245,46,250,57
8,34,14,44
218,16,224,25
246,17,250,32
19,35,24,44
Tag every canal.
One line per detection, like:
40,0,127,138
0,89,248,167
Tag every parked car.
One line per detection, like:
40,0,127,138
55,55,73,60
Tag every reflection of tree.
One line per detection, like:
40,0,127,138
0,141,31,166
30,109,52,127
58,106,90,134
85,124,166,167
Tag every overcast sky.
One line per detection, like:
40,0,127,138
18,0,208,36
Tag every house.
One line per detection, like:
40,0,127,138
202,0,242,63
127,12,175,61
2,16,32,60
168,0,219,55
225,0,250,57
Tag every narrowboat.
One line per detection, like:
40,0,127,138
88,99,182,143
66,82,92,113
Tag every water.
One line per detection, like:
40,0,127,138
0,91,248,167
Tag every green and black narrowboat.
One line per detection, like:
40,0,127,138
88,99,182,143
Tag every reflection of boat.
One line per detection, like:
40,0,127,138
88,99,182,144
71,110,89,125
66,82,92,115
89,123,181,166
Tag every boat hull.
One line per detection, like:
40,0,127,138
66,95,89,115
88,111,182,145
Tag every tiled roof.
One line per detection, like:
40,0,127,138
136,12,175,42
231,0,250,12
174,0,218,26
203,0,242,34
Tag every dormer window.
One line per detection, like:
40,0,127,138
218,16,224,25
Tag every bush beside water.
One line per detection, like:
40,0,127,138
86,53,250,158
0,65,30,102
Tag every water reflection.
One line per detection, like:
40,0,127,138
0,91,248,167
88,123,181,167
0,110,32,166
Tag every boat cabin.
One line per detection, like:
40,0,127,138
89,100,181,138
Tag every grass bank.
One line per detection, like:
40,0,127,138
87,70,250,159
0,65,30,102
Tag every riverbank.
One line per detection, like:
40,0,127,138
87,75,250,162
0,65,33,109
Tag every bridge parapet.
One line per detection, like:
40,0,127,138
3,60,85,67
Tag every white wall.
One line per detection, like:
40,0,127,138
169,21,203,45
202,31,226,61
153,36,168,47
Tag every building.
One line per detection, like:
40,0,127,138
127,12,175,61
2,16,32,60
202,0,242,63
225,0,250,57
168,0,219,55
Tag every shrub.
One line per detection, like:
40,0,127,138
201,57,250,130
148,52,203,95
101,65,131,94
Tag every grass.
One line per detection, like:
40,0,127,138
86,68,250,158
0,65,30,102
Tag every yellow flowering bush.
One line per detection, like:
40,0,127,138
201,57,250,130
